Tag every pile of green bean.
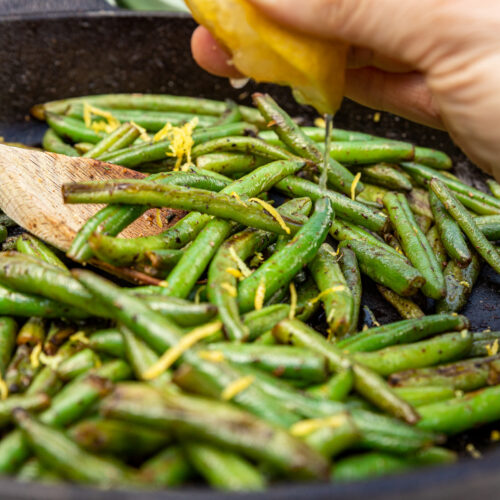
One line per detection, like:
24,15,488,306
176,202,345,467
1,92,500,490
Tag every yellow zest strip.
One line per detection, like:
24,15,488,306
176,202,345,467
198,350,226,363
38,352,63,370
459,281,470,288
229,247,252,278
159,281,169,288
325,247,341,259
30,343,43,369
221,375,255,401
309,285,346,305
130,121,150,142
70,331,89,345
83,103,120,134
351,172,362,201
491,430,500,442
466,443,482,459
254,252,264,262
254,279,266,311
221,282,238,297
156,209,163,228
289,282,297,319
142,321,222,380
0,375,7,401
290,414,348,437
194,285,206,304
226,268,244,279
230,192,248,207
154,117,199,170
486,338,499,356
314,117,326,129
248,198,290,235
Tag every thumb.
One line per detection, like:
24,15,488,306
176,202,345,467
246,0,449,70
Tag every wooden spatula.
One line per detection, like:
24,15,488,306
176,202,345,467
0,144,176,252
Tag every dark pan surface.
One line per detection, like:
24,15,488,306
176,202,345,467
0,9,500,499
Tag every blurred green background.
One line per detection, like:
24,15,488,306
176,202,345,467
107,0,189,12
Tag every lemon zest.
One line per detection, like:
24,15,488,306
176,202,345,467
486,339,499,356
248,198,290,234
0,375,8,401
83,103,120,134
154,117,199,170
70,331,89,345
491,430,500,442
459,280,470,288
156,209,163,228
289,282,297,319
38,352,63,370
226,267,244,279
314,117,326,129
159,281,169,288
254,279,266,311
30,343,43,369
142,321,222,380
221,282,238,297
465,443,481,459
290,414,347,437
198,350,226,363
309,285,346,305
229,247,252,278
230,192,248,207
130,121,150,142
221,375,255,401
351,172,362,201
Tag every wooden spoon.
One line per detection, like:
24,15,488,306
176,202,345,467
0,143,177,253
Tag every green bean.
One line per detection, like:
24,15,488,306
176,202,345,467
389,355,500,392
88,329,125,359
273,319,419,424
316,141,414,165
309,243,353,338
15,234,68,271
0,226,6,244
196,152,267,175
393,386,455,407
339,240,425,297
185,442,266,491
417,385,500,434
377,285,425,320
436,252,481,313
352,332,472,376
5,345,38,393
83,122,140,158
161,160,307,299
402,162,500,215
0,214,16,228
46,112,105,144
426,225,448,269
475,214,500,240
203,343,329,382
429,190,471,265
97,122,258,167
192,135,295,161
102,382,329,480
487,179,500,199
300,126,376,142
244,304,291,341
338,247,362,334
214,100,243,126
0,317,17,376
66,104,217,131
408,187,433,219
132,249,182,277
308,370,354,401
69,417,170,459
0,393,50,429
74,142,93,154
276,176,388,234
414,147,453,170
338,314,469,353
42,129,78,156
384,192,445,299
238,198,333,313
33,93,264,126
332,447,456,482
13,409,137,486
349,163,413,191
253,93,359,195
17,317,45,347
43,322,77,356
295,275,322,322
139,446,192,487
430,178,500,273
17,458,60,483
55,348,100,381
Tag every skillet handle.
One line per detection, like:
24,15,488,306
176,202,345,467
0,0,114,15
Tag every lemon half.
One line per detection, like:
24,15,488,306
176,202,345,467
186,0,348,114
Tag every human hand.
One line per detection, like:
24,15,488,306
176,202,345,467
191,0,500,180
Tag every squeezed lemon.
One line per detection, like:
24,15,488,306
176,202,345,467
186,0,348,114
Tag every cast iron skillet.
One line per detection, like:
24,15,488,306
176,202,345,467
1,4,500,499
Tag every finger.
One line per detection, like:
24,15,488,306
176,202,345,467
345,67,444,129
347,46,413,73
191,26,243,78
247,0,446,69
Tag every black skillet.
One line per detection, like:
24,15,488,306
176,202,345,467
0,2,500,499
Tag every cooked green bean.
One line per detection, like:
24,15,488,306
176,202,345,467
377,285,425,320
83,121,140,158
139,446,192,487
42,129,79,156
